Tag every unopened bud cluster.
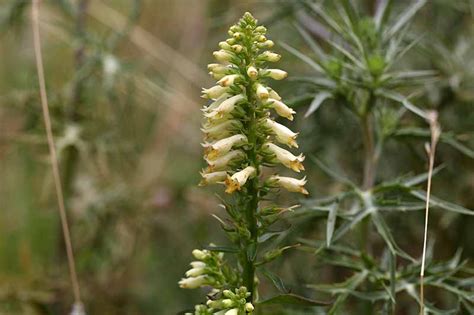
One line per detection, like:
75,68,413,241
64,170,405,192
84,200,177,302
179,249,233,290
187,287,254,315
200,12,307,195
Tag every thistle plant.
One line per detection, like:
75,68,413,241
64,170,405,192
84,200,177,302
179,12,307,313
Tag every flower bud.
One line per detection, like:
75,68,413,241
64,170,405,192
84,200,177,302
247,66,258,79
192,249,209,260
256,84,269,100
231,45,243,53
258,40,274,49
213,50,233,62
201,119,243,140
245,302,255,312
259,51,281,62
208,63,228,74
185,266,206,277
269,175,308,194
201,85,229,99
257,35,267,42
219,41,232,50
218,74,241,87
178,275,208,289
190,261,206,268
224,309,239,315
267,98,295,121
224,166,256,193
255,26,267,33
261,69,288,80
199,171,228,186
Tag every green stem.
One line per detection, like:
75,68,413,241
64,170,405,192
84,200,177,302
242,80,259,303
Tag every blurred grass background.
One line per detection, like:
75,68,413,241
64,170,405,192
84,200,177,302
0,0,473,314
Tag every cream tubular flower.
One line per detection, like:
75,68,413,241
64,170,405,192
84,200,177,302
218,74,241,87
224,166,256,193
245,302,255,312
263,143,305,172
208,63,228,74
259,51,281,62
178,275,208,289
267,98,296,121
268,88,281,100
202,93,230,113
201,119,242,140
202,85,229,99
247,66,258,79
269,175,308,195
185,266,206,277
261,68,288,80
256,83,269,100
192,249,210,260
213,49,233,62
206,150,245,171
199,171,228,186
264,118,298,148
205,134,248,160
224,309,239,315
205,94,245,120
190,261,206,268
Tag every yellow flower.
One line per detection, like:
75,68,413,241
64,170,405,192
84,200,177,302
247,66,258,79
259,51,281,62
213,49,233,62
201,119,242,140
218,74,241,87
224,166,256,193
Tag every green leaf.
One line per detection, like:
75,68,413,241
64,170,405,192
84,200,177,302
371,212,415,262
280,41,324,73
374,0,393,30
377,89,429,119
332,207,372,243
326,203,338,247
410,190,474,215
294,23,327,62
260,268,288,293
385,0,427,39
258,293,330,306
204,245,239,253
305,91,333,117
309,155,357,188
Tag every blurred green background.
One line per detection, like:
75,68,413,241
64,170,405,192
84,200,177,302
0,0,473,314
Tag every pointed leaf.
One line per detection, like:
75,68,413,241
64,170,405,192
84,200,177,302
305,91,333,117
326,203,338,247
258,293,331,306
